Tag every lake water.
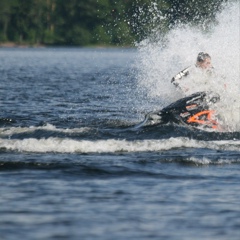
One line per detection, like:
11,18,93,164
0,47,240,240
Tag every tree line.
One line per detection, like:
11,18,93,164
0,0,227,46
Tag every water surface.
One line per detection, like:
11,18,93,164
0,47,240,240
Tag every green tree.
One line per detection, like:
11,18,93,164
53,0,112,45
0,0,229,46
0,0,18,41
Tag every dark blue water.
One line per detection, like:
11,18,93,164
0,48,240,240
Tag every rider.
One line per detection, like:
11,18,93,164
171,52,226,130
171,52,214,94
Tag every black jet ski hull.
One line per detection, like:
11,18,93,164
140,91,221,131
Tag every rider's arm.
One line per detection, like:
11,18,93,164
171,66,191,92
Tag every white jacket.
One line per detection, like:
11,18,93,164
171,65,215,95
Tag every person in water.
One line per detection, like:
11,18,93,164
171,52,214,94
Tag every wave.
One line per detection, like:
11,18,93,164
1,122,240,168
1,135,240,154
0,123,90,136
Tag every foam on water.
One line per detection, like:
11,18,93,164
136,1,240,131
0,124,90,137
1,135,240,156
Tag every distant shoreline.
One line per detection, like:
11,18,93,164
0,42,135,49
0,42,45,48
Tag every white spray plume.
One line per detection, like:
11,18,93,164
136,1,240,130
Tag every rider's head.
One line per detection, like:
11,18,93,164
196,52,212,69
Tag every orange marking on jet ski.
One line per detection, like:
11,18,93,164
187,110,218,129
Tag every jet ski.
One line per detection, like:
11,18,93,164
137,91,223,131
